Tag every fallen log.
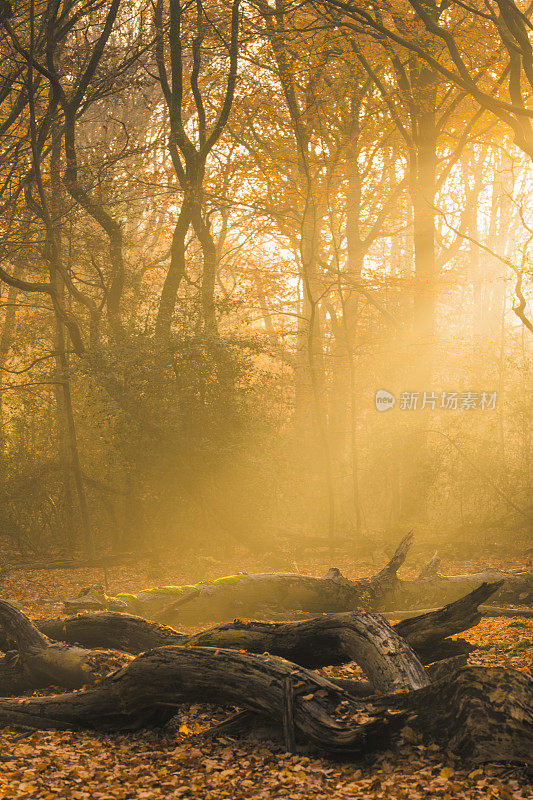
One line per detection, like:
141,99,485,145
36,581,499,666
394,565,533,609
0,646,410,752
1,600,428,694
380,605,533,620
61,533,532,623
0,601,530,764
62,533,415,621
36,610,187,654
375,666,533,765
0,551,158,575
0,600,131,695
0,644,528,764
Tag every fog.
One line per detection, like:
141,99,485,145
0,0,531,572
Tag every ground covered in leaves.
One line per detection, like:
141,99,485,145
0,547,531,799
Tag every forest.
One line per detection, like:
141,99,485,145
0,0,532,797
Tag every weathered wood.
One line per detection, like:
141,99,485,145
380,605,533,620
417,552,441,581
62,533,415,622
5,602,429,694
393,568,533,608
317,664,533,764
0,599,529,764
0,600,131,695
61,533,532,622
393,581,502,662
282,676,296,752
0,646,407,755
0,646,528,764
35,581,500,668
36,611,186,654
0,653,36,696
0,598,50,650
376,667,533,765
326,657,470,700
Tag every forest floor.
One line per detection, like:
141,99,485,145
0,548,531,800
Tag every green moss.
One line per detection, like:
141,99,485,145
137,585,194,596
106,572,249,609
211,573,248,586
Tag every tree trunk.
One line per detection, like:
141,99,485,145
0,600,130,695
0,640,529,764
191,206,219,340
36,581,499,670
155,198,192,338
0,263,21,455
49,132,94,559
1,598,428,698
60,533,533,623
0,599,530,764
392,566,533,609
402,58,438,524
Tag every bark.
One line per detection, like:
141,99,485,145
153,0,239,346
1,598,430,706
154,199,192,338
328,657,469,700
49,130,94,559
0,642,529,764
392,580,503,660
0,645,409,751
382,607,531,620
403,58,438,522
0,600,130,695
392,566,533,608
1,600,530,764
0,262,21,454
37,610,186,655
191,206,219,339
62,537,411,622
4,599,427,693
377,666,533,765
36,581,500,669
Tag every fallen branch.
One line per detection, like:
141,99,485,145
4,601,428,694
380,605,533,620
393,581,503,661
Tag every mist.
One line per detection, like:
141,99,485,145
1,1,533,791
0,0,531,577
